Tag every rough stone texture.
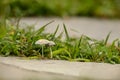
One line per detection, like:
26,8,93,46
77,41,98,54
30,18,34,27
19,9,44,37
0,57,120,80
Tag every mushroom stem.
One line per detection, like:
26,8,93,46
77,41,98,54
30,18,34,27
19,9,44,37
42,45,44,58
50,47,53,58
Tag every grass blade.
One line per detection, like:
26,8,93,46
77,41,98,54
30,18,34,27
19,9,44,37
78,35,83,47
73,58,90,62
52,48,65,56
63,23,69,41
104,32,111,45
56,31,63,40
35,20,54,35
51,24,59,40
111,39,118,47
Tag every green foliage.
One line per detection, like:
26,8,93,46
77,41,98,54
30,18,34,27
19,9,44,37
0,19,6,38
0,0,120,18
0,19,120,64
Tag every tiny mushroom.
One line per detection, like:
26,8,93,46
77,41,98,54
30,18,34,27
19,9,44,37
48,41,55,46
48,41,55,58
35,39,50,45
35,39,50,58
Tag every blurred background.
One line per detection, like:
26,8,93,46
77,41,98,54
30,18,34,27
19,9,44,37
0,0,120,18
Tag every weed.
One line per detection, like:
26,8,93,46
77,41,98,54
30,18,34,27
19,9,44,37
0,19,120,64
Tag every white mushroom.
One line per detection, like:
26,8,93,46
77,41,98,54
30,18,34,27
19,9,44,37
35,39,55,58
35,39,50,45
48,41,55,46
35,39,50,58
48,41,55,58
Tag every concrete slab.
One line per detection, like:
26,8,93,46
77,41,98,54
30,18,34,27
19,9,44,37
0,57,120,80
0,62,78,80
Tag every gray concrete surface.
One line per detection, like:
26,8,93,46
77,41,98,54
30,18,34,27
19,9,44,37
0,60,78,80
19,17,120,43
0,57,120,80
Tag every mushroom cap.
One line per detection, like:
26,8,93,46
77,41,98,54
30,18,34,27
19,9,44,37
35,39,50,45
48,41,55,46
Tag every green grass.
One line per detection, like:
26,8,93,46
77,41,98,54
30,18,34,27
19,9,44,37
0,19,120,64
